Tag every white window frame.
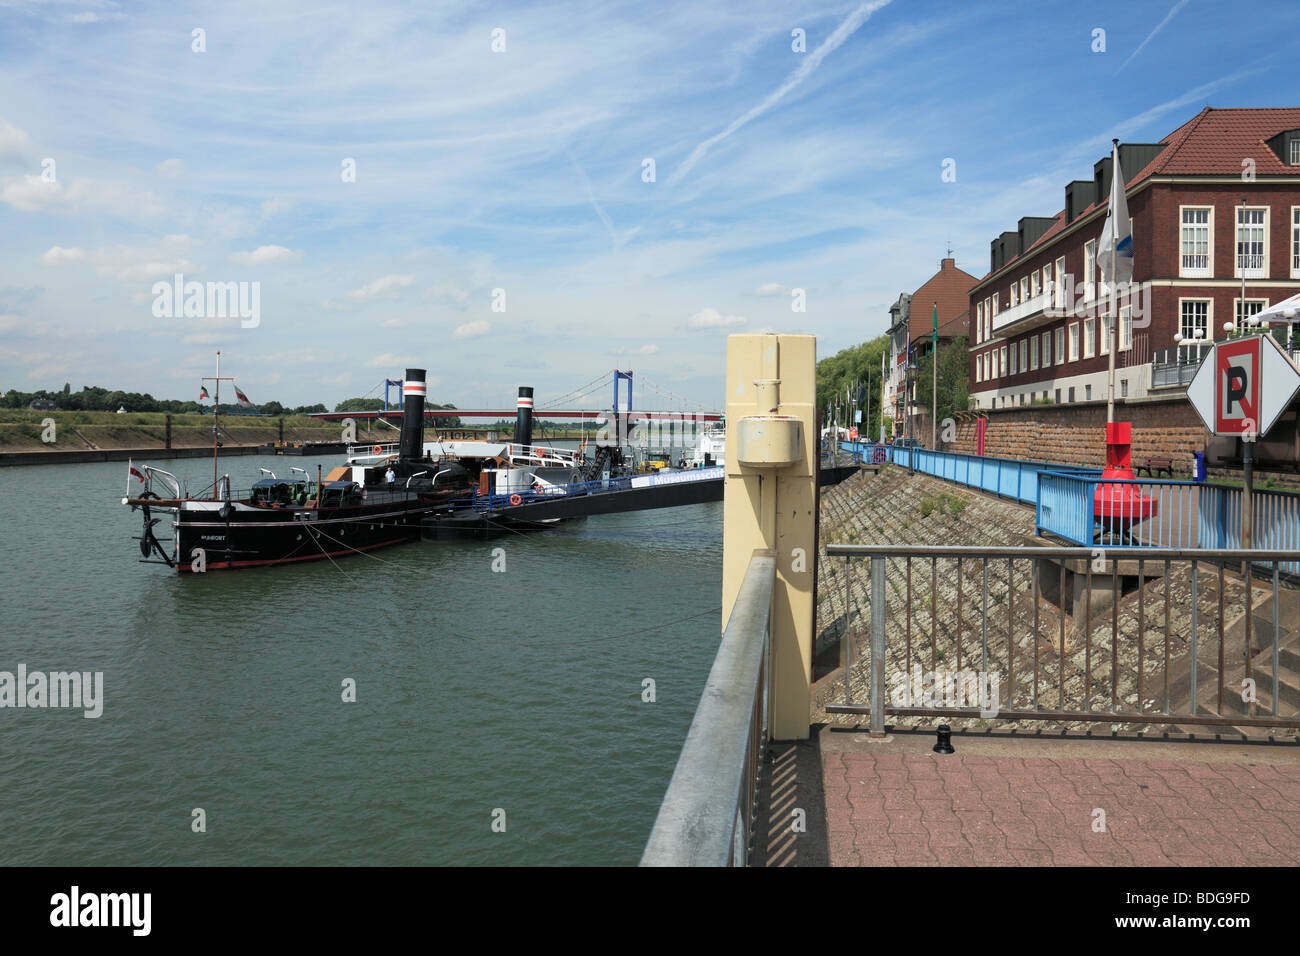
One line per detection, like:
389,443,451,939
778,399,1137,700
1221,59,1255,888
1068,322,1080,362
1100,313,1111,355
975,302,983,343
1179,297,1211,343
1234,297,1269,327
1019,339,1028,371
1083,240,1096,301
991,295,999,318
1235,206,1269,279
1030,335,1039,370
1009,342,1018,375
1031,270,1041,298
1041,330,1051,365
1082,317,1094,358
1020,276,1029,302
1291,207,1299,278
1000,345,1007,376
975,353,983,383
1120,306,1132,350
1054,257,1065,308
1180,205,1213,278
1292,139,1300,166
1054,327,1065,365
1010,282,1019,307
1042,265,1052,296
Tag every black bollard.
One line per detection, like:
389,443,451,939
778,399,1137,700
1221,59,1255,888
933,724,955,755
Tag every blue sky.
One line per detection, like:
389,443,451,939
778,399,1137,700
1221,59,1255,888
1,0,1298,409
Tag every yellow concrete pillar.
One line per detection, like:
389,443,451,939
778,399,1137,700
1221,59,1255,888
723,333,816,741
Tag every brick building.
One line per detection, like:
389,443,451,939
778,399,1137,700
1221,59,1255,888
969,107,1300,412
886,257,976,436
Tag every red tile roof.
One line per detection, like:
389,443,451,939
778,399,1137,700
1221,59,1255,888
977,107,1300,282
910,258,978,340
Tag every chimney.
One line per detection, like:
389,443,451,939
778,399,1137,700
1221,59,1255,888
513,386,534,448
399,368,427,460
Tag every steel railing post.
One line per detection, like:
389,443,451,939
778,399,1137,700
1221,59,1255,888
870,554,886,737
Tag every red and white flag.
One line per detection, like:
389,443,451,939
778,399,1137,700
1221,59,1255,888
199,385,210,401
234,385,252,407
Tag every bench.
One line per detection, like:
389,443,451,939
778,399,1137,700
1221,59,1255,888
1134,456,1174,478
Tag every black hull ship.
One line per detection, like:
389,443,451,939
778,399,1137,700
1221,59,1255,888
126,367,471,572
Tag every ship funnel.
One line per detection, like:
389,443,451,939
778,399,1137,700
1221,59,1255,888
399,369,427,460
513,386,534,448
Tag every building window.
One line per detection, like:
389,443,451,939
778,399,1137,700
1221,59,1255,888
1085,384,1092,401
1020,276,1029,302
1054,257,1065,307
1068,387,1075,403
1010,282,1019,307
1009,342,1018,375
1180,299,1210,342
1292,138,1300,165
1083,317,1095,358
1293,208,1300,277
975,302,983,343
1000,346,1007,376
1083,240,1096,300
1020,339,1028,371
991,295,999,317
975,354,982,383
1030,335,1039,370
1055,388,1061,403
1180,206,1212,277
1041,330,1051,365
1235,298,1267,327
1068,322,1080,361
1042,265,1052,297
1120,306,1132,350
1055,327,1065,365
1031,270,1040,298
1121,378,1128,398
1236,207,1267,278
1100,314,1111,355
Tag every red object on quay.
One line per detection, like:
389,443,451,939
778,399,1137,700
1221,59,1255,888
1094,422,1157,524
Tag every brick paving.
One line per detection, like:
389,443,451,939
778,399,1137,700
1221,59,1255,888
822,747,1300,866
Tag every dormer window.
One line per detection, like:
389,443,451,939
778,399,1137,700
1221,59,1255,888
1267,129,1300,166
1292,138,1300,165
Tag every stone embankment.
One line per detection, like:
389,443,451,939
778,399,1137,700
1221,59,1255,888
815,464,1300,739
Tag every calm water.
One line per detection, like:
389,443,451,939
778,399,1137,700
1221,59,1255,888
0,452,721,865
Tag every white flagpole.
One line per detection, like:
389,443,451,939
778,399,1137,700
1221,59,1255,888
1107,139,1118,425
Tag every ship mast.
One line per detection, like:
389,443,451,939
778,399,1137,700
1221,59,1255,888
202,350,235,497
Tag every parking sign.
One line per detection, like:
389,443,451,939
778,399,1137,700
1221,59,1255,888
1188,334,1300,439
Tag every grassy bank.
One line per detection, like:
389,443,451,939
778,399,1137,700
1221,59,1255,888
0,409,387,452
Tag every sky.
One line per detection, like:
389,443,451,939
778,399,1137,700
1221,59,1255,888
1,0,1298,411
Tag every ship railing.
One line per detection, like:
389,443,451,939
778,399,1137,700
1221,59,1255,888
346,442,401,459
641,551,774,866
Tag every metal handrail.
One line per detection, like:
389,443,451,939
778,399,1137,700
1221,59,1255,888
826,544,1300,560
641,551,775,867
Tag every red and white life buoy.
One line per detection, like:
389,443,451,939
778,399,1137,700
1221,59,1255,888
509,493,522,506
372,444,383,455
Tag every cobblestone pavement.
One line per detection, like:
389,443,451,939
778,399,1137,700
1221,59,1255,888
820,731,1300,866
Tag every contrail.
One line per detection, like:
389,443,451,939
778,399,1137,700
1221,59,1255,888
1118,0,1191,72
666,0,894,186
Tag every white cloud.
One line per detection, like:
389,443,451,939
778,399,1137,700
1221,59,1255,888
40,245,85,265
155,158,185,178
347,274,414,301
610,344,659,355
453,320,490,340
750,283,789,296
364,353,417,369
89,234,198,281
0,116,32,164
687,307,745,329
0,173,165,217
230,244,302,266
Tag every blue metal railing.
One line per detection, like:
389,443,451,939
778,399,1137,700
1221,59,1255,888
1037,473,1206,548
852,443,1102,506
1199,483,1300,573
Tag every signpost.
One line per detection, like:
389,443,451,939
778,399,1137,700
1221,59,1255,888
1187,333,1300,550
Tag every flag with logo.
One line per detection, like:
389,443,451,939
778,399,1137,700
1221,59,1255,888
199,385,210,401
1097,141,1134,288
234,385,253,408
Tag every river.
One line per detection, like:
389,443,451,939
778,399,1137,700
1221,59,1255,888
0,450,721,865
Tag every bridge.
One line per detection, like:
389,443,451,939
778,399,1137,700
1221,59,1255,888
311,368,722,423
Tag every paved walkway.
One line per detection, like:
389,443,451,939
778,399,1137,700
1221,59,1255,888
765,727,1300,866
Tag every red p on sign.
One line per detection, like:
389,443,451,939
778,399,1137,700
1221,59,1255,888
1215,338,1260,435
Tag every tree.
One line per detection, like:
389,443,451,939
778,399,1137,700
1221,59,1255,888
815,334,890,440
334,397,382,412
913,337,970,437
